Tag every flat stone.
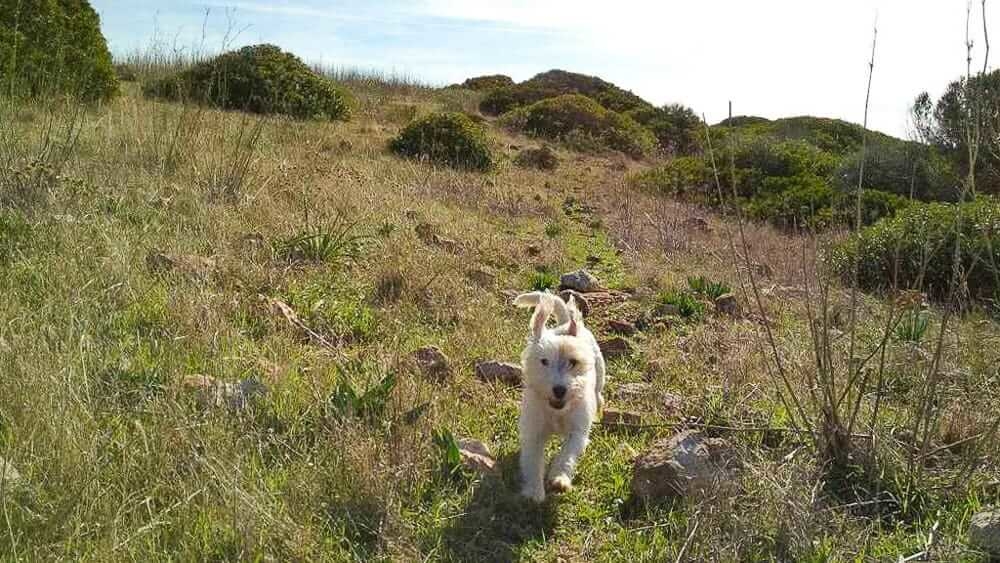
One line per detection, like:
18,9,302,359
474,361,522,386
602,408,643,426
181,374,267,409
457,438,497,474
559,269,602,293
714,293,740,316
412,346,451,380
608,319,637,336
599,337,634,361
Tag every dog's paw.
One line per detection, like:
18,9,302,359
521,486,546,503
548,474,573,493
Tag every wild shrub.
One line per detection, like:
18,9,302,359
0,0,118,101
389,112,493,171
457,74,514,91
276,220,368,265
628,157,712,201
502,94,656,158
687,276,731,300
895,310,930,343
657,288,705,320
832,196,1000,301
328,367,396,423
746,178,837,228
514,145,559,170
478,69,652,116
627,103,703,155
836,139,959,202
143,44,352,120
527,268,559,291
832,189,910,226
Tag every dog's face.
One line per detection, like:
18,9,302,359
521,300,594,410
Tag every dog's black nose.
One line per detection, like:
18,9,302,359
552,385,567,399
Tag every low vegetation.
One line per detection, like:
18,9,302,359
143,44,353,120
389,112,494,171
457,74,514,91
833,196,1000,301
501,94,656,158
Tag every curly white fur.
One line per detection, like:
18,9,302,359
513,291,606,502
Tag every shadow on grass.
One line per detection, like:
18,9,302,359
440,452,559,563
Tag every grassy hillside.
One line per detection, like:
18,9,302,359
1,65,998,562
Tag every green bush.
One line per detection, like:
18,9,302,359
832,197,1000,301
836,140,959,202
628,157,713,200
0,0,117,101
479,84,560,116
389,112,493,171
627,103,703,155
479,69,652,116
458,74,514,91
502,94,656,158
833,189,910,226
143,44,352,120
746,178,836,228
514,145,559,170
657,289,705,320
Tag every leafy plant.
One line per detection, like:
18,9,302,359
143,44,352,120
328,369,397,423
687,276,731,300
389,112,493,171
895,310,930,343
528,268,559,291
432,428,463,478
658,289,705,320
277,219,368,265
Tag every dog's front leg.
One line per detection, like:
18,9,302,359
519,425,548,503
547,428,590,493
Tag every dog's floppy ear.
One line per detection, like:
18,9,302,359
529,298,552,340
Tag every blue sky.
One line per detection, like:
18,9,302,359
91,1,989,137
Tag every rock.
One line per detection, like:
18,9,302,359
682,216,712,232
559,269,602,293
558,290,591,317
602,407,643,426
412,346,451,380
631,430,736,502
146,251,216,279
466,268,497,287
403,209,419,221
586,254,602,266
182,374,267,409
526,244,541,256
599,337,634,361
608,319,637,336
614,382,652,402
415,222,436,243
714,293,740,316
662,393,685,418
431,234,459,253
970,509,1000,557
457,438,497,473
0,457,22,487
475,361,522,386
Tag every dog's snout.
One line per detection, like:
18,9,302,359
552,385,567,399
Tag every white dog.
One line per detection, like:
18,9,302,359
514,291,605,502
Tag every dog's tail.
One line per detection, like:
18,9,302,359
514,291,576,325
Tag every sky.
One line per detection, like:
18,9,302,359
90,1,994,138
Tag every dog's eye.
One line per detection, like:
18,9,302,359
568,358,578,368
540,358,549,366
